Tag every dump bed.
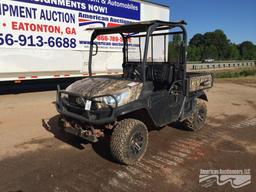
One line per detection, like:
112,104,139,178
186,72,213,92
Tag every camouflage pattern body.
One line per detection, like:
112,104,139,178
66,77,143,106
189,74,213,92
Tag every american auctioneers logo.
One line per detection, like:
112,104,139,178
199,169,251,188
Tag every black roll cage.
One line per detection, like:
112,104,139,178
88,20,187,90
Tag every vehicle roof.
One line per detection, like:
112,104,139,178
89,20,187,36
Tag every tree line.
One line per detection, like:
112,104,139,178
168,30,256,62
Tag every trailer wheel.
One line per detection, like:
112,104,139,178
110,119,148,165
182,99,207,131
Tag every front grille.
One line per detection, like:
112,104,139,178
62,95,113,121
68,95,98,110
68,95,84,107
68,96,83,107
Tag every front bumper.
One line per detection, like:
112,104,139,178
56,85,118,126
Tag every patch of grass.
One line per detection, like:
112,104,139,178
214,68,256,78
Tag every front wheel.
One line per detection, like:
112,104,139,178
110,119,148,165
182,99,207,131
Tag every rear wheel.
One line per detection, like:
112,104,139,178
110,119,148,165
182,99,207,131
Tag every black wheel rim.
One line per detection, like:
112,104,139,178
129,131,144,155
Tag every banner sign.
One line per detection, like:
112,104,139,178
0,0,141,50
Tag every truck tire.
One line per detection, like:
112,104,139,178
182,99,207,131
110,119,148,165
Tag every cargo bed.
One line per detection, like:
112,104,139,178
186,72,213,92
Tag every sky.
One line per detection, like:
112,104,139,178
150,0,256,44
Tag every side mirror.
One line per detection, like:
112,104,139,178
92,43,98,56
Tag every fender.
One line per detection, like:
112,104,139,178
198,91,208,101
187,90,208,102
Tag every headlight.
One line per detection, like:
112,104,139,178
75,97,84,106
102,91,129,107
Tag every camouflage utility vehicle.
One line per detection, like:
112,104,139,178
56,20,213,165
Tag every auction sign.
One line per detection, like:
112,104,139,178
0,0,141,50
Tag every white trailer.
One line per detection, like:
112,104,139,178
0,0,169,82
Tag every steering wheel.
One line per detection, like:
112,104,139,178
123,63,142,81
169,80,183,94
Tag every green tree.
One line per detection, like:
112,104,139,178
239,41,256,60
202,30,230,60
168,34,182,62
228,44,240,60
189,33,204,47
187,46,201,61
203,45,218,60
173,34,182,44
213,30,230,59
188,33,204,61
180,28,256,61
187,30,238,61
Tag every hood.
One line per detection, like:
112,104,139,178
66,77,143,98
